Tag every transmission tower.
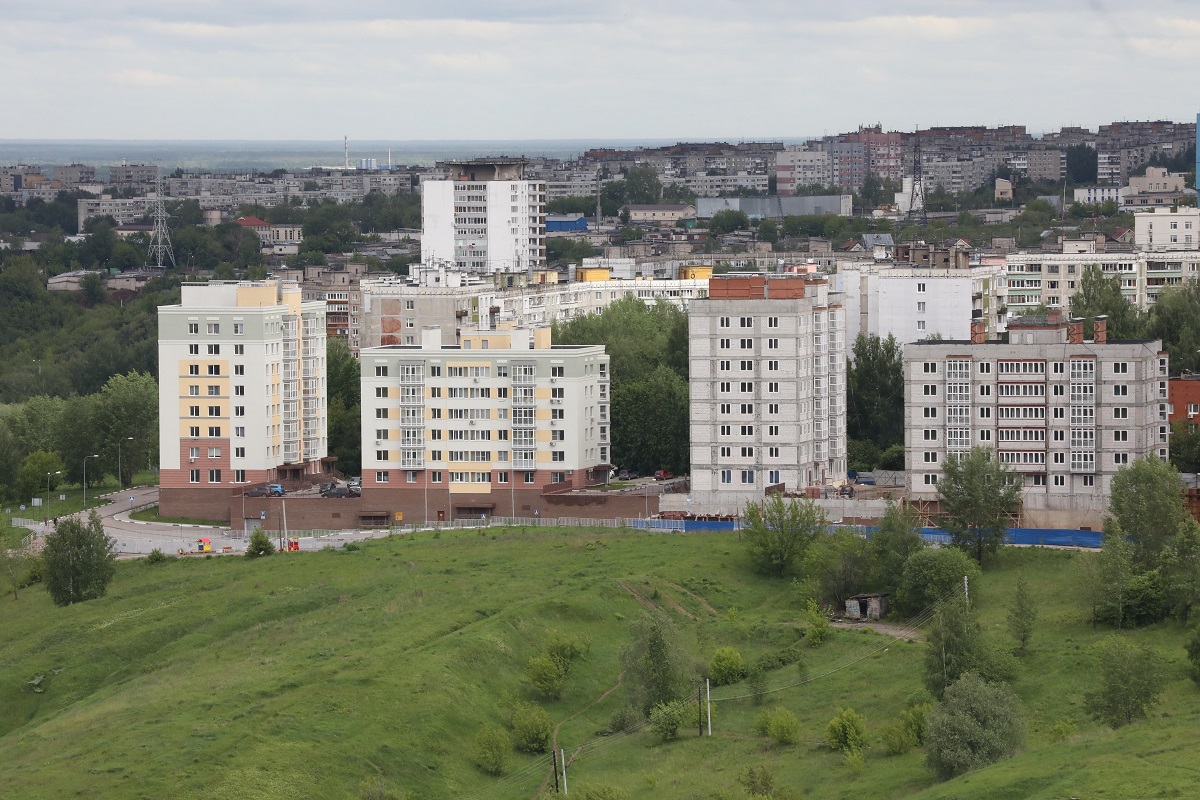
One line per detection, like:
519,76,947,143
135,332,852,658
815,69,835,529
146,175,176,269
906,131,927,227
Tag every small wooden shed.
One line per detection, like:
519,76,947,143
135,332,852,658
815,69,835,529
845,593,890,620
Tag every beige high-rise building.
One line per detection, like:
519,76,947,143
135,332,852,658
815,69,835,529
157,280,328,520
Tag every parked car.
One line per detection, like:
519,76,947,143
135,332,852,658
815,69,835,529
617,469,631,481
244,487,269,497
654,470,675,481
348,485,362,498
266,484,285,496
322,486,350,498
347,476,361,488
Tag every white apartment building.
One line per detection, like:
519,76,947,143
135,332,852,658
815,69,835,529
689,275,847,513
836,261,1008,347
1005,250,1200,314
1133,206,1200,251
904,314,1167,530
1072,186,1125,205
157,280,328,521
359,266,709,348
421,159,547,274
358,325,609,522
77,196,152,231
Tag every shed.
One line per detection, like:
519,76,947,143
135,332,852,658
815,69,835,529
547,213,588,232
845,593,890,620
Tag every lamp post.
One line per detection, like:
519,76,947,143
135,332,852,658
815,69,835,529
45,469,61,525
83,454,99,508
116,436,133,489
230,481,247,538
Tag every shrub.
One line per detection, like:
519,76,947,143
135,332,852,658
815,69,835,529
804,600,832,647
825,707,867,754
737,766,775,798
42,512,115,606
19,555,44,588
545,629,591,673
608,704,641,734
1084,636,1167,728
844,748,866,772
473,725,510,775
144,548,172,565
755,706,800,745
649,699,689,741
246,529,275,558
709,646,747,686
880,701,931,755
747,666,767,706
1047,719,1077,743
1188,627,1200,685
526,655,566,699
510,702,553,753
924,672,1025,780
576,786,630,800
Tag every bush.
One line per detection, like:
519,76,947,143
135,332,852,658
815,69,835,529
608,704,641,734
709,646,747,686
649,699,690,741
825,707,867,754
737,766,776,798
880,701,931,755
144,548,172,565
844,748,866,772
1084,636,1167,728
526,655,566,699
576,786,630,800
755,706,800,745
924,672,1025,780
804,600,832,647
510,702,552,753
473,725,510,775
42,512,116,606
1047,719,1077,743
246,529,275,558
19,555,44,588
1188,627,1200,685
898,547,981,615
545,629,591,673
747,666,767,705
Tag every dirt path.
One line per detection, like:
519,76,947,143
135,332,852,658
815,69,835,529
662,581,718,616
534,672,624,799
618,580,695,620
831,620,922,641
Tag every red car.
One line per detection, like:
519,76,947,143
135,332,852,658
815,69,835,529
654,470,675,481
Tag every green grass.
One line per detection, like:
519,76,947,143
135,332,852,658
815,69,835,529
128,505,226,527
2,470,157,525
0,532,1196,800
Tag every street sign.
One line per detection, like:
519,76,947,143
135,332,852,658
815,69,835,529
20,505,26,511
260,511,266,520
395,512,403,521
129,496,135,503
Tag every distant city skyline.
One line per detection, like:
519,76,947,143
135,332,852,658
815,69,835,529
5,2,1199,141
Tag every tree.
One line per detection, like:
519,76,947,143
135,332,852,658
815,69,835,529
621,612,690,714
1162,518,1200,623
1186,627,1200,685
707,209,750,236
94,371,159,487
898,547,980,616
1142,281,1200,376
742,494,825,577
756,218,779,244
1170,420,1200,474
1006,575,1037,652
1095,525,1136,628
870,501,926,592
1070,264,1142,340
525,655,565,699
0,530,32,600
924,597,986,699
709,646,747,686
246,528,275,558
42,511,116,606
1065,143,1099,184
1108,455,1188,571
924,672,1025,780
1084,637,1167,728
938,447,1021,564
473,725,510,775
846,333,904,449
806,527,873,605
16,450,64,505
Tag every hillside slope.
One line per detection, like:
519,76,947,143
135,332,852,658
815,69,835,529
0,530,1195,799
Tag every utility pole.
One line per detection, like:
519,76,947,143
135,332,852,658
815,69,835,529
552,748,559,793
560,747,568,795
698,685,704,737
964,575,970,608
706,678,712,736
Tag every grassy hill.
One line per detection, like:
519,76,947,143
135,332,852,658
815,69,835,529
0,528,1196,800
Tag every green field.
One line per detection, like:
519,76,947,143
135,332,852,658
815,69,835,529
0,528,1196,800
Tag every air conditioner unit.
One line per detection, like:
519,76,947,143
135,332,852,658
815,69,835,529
550,378,556,384
473,378,480,383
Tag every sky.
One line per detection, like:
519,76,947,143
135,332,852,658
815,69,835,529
3,0,1199,142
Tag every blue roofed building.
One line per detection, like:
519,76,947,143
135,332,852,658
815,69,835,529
546,213,588,232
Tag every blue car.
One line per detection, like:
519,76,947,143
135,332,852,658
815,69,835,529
266,484,285,496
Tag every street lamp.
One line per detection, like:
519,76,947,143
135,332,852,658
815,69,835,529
45,470,61,525
83,454,99,507
116,437,134,489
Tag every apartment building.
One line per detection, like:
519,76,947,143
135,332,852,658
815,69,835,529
688,275,847,512
77,196,152,231
904,314,1168,529
836,260,1008,346
1133,206,1200,251
358,325,609,522
359,266,709,349
775,147,834,195
107,163,159,187
1005,250,1200,313
158,280,329,521
421,158,547,274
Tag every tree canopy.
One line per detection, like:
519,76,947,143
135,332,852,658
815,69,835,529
42,511,116,606
938,447,1022,564
742,494,826,577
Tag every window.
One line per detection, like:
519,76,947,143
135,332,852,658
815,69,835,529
234,344,244,355
376,471,390,483
767,338,779,350
208,365,220,376
1114,453,1129,465
768,403,779,414
525,472,536,484
923,430,938,441
923,407,938,418
189,405,200,417
208,469,221,483
551,429,565,441
1083,475,1094,487
1054,475,1066,486
719,316,730,328
979,384,991,397
917,282,926,293
1113,430,1128,442
979,407,991,419
740,446,754,457
188,385,199,396
188,323,199,334
551,366,564,377
740,425,754,435
767,317,779,328
376,449,389,461
719,360,731,371
234,447,245,458
1113,407,1128,419
375,387,388,398
234,364,244,376
924,474,938,485
207,323,219,334
979,430,991,441
189,469,200,483
189,364,199,375
189,426,200,437
1113,385,1128,397
376,408,388,419
923,384,938,396
923,362,937,374
1032,475,1046,487
740,382,754,393
768,470,780,484
767,382,779,393
1113,362,1128,374
720,403,731,414
1053,430,1065,441
234,385,245,396
188,344,199,355
234,426,245,437
741,470,755,485
740,317,753,328
740,360,753,371
767,425,779,436
720,425,731,436
768,446,779,458
720,469,732,485
719,338,730,349
208,426,221,437
917,320,926,331
551,408,564,420
719,446,731,457
979,362,992,374
375,366,388,377
923,452,938,463
234,406,245,417
497,471,509,484
1053,408,1065,419
207,344,220,355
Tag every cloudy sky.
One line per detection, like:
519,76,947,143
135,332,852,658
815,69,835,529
4,1,1198,141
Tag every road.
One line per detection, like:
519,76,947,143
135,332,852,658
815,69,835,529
23,486,421,557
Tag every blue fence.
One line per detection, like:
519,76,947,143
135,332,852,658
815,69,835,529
906,526,1101,549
